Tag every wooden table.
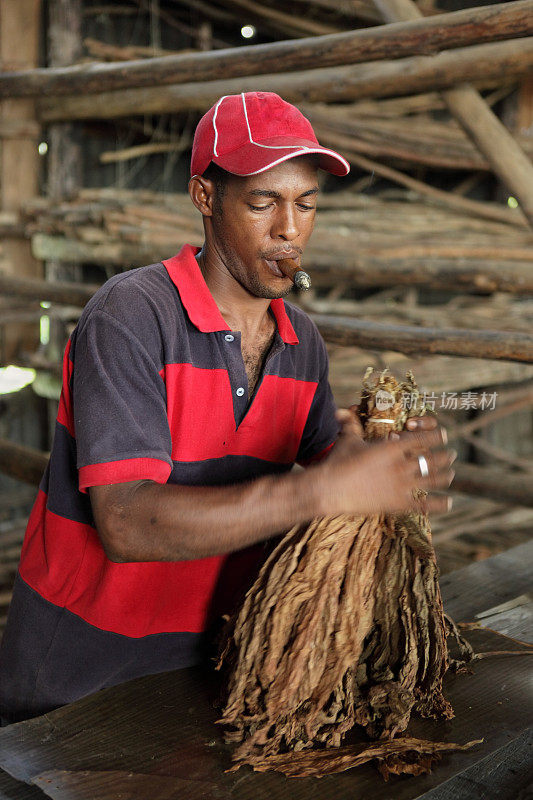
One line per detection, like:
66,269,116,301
1,541,532,800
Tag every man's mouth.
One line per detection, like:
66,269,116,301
265,260,285,277
263,252,300,278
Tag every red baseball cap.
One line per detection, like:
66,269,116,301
191,92,350,178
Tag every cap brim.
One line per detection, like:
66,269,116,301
213,138,350,177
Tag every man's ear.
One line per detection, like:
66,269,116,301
189,174,214,217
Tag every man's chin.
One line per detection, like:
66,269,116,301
244,270,295,300
258,284,294,300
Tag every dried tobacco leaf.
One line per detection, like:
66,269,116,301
217,369,476,777
229,736,483,779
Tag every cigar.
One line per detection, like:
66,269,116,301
278,258,312,291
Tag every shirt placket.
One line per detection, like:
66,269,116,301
221,330,285,429
221,330,247,428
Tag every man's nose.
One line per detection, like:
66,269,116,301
271,204,299,241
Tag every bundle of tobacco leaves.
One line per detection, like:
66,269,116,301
216,368,479,778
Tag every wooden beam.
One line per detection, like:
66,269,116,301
373,0,533,227
0,439,529,506
307,105,533,174
219,0,338,37
26,233,533,296
307,256,533,295
3,271,532,360
311,140,528,228
0,439,48,486
27,233,533,295
45,0,83,447
0,0,42,362
38,38,533,122
453,463,533,507
0,272,97,306
443,84,533,227
2,2,531,99
46,0,83,202
312,314,533,362
516,75,533,134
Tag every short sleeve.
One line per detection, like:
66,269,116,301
296,337,339,466
72,309,173,491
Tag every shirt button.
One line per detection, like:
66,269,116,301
224,334,234,342
236,387,245,397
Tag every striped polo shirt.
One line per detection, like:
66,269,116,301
0,244,338,723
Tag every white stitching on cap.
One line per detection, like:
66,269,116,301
212,95,231,157
239,93,350,173
212,93,350,173
242,148,350,175
241,92,304,151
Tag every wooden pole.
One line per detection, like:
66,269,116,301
0,436,529,506
2,274,532,360
311,138,528,228
0,439,48,486
46,0,82,203
0,0,42,362
2,1,532,99
373,0,533,227
0,273,97,306
307,256,533,295
38,38,533,122
442,84,533,226
453,463,533,507
305,103,533,172
25,233,533,296
27,233,533,295
516,75,533,134
219,0,338,37
45,0,83,448
312,314,533,363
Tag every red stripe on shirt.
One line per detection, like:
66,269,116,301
163,363,317,463
57,339,75,438
298,440,335,466
79,457,172,491
19,489,253,636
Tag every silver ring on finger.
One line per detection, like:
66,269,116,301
418,454,429,478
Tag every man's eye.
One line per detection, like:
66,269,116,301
248,204,271,211
298,204,315,211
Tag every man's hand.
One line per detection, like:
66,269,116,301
335,404,437,440
316,407,455,517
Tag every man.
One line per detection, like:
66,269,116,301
0,92,454,724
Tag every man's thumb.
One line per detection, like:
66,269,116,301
336,408,364,438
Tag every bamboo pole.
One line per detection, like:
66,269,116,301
2,1,531,99
373,0,533,227
312,314,533,362
38,38,533,122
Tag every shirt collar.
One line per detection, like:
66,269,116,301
162,245,299,345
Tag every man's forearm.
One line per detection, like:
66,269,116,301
91,420,455,563
92,467,324,563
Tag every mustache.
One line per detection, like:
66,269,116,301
260,247,303,260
